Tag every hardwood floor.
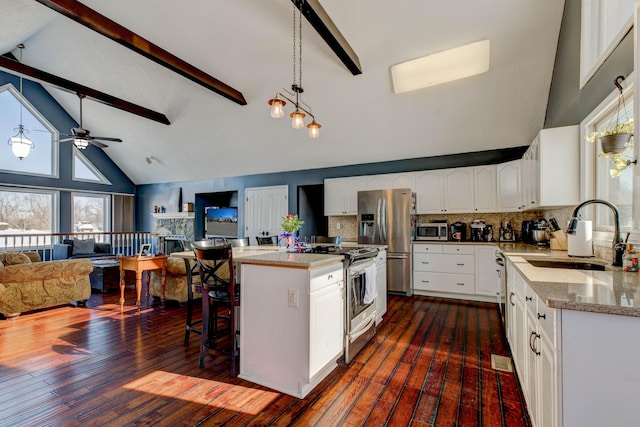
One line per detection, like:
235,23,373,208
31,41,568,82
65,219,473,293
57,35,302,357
0,288,531,426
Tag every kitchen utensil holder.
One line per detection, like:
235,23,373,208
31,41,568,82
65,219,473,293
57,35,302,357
550,230,568,250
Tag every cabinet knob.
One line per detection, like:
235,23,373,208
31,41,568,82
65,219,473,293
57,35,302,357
456,282,464,286
456,263,465,266
537,313,546,320
525,296,533,302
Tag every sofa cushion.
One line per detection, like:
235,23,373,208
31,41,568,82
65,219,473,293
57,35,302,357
0,252,31,266
23,252,41,263
72,238,95,255
94,242,111,254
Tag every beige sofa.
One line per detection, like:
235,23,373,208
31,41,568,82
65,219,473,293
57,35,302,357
149,256,201,303
0,252,93,318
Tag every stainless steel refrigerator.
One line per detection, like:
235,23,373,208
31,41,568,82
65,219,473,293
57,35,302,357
357,188,414,296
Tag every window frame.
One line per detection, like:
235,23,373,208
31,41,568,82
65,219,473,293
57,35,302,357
580,72,636,245
0,83,59,178
71,192,111,234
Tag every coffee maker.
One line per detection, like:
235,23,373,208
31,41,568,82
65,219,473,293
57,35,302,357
521,220,534,245
450,222,467,241
499,221,515,242
483,224,494,242
470,220,486,242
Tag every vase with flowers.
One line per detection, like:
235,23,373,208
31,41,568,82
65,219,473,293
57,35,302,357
280,214,304,252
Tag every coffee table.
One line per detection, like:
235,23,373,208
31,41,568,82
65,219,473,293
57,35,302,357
89,259,120,293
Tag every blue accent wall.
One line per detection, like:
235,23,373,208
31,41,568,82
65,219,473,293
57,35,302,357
136,146,527,236
0,70,135,232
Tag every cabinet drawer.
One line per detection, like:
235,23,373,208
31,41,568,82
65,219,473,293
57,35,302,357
412,244,443,254
413,253,475,274
443,244,475,255
413,271,475,294
310,265,344,292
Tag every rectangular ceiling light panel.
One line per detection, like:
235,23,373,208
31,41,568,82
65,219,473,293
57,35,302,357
391,39,490,94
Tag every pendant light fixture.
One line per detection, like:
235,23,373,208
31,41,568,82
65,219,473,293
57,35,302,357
8,44,34,160
267,0,322,138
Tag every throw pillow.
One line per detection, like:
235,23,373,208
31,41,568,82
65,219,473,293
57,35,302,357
72,238,95,255
1,252,31,265
23,252,41,263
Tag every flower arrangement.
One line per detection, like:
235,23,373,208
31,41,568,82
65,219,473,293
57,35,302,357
281,214,304,233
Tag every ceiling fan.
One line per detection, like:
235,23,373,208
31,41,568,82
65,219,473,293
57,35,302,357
59,94,123,149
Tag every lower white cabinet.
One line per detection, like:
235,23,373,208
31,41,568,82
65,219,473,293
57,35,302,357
507,261,560,427
375,250,387,325
412,243,498,302
239,262,344,398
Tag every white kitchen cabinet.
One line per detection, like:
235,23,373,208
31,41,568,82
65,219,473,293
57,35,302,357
375,250,387,325
443,167,475,213
518,126,579,211
497,160,523,211
366,174,393,191
415,170,445,213
507,262,560,427
473,165,497,212
324,176,367,215
390,172,415,190
475,246,499,296
239,262,344,398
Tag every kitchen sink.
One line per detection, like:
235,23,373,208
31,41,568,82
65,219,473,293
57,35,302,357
526,259,607,271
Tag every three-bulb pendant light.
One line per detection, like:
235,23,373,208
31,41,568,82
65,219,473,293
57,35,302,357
267,1,321,138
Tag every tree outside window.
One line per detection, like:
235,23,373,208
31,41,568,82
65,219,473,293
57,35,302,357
72,193,110,234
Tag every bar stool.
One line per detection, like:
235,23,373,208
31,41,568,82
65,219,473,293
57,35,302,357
182,256,201,346
256,236,278,245
224,237,250,247
193,242,238,375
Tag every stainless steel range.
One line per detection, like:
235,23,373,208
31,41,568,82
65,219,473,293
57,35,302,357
313,245,379,363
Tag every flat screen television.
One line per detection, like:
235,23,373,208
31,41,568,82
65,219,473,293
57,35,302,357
205,207,238,238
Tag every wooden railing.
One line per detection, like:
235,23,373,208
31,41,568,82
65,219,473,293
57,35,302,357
0,231,153,260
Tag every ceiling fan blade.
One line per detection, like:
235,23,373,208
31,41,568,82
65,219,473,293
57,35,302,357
89,140,109,148
58,137,75,142
91,136,122,143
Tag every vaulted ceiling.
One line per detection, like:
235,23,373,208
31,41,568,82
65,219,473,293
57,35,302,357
0,0,565,185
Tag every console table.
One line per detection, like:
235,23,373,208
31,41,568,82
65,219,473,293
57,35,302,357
119,255,168,314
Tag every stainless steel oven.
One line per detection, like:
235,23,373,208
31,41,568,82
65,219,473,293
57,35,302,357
344,256,377,364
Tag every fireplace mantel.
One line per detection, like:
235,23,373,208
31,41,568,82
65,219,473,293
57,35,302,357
151,212,194,219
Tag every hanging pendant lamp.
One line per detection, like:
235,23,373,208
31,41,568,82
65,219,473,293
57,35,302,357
266,1,322,138
8,44,34,160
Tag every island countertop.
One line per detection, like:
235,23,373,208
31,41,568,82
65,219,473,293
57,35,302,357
500,244,640,317
236,251,344,269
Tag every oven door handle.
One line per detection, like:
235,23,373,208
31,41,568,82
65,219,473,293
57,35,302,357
349,313,376,342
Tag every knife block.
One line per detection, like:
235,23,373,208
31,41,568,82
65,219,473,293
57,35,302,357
550,230,568,250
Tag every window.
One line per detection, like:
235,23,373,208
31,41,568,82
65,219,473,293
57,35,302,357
0,83,58,177
581,74,635,234
0,187,58,249
72,193,110,233
73,148,111,184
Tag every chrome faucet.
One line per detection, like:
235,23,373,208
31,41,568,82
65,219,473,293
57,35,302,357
568,199,623,266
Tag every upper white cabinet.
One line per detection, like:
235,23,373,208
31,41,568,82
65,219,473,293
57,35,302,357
443,167,475,213
415,170,446,213
366,174,393,191
324,177,367,216
497,160,523,211
520,126,580,210
473,165,497,212
580,0,634,88
366,173,415,191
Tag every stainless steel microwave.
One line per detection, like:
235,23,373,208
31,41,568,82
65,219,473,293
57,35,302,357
415,222,448,241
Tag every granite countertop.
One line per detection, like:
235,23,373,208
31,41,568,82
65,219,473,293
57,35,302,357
236,251,345,269
412,240,500,246
500,243,640,317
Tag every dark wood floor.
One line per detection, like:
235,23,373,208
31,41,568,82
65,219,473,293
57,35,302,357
0,288,531,426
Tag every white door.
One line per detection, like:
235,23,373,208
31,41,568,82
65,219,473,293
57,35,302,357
245,185,288,242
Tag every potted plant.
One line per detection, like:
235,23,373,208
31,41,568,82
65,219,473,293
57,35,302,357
280,214,304,251
585,76,636,176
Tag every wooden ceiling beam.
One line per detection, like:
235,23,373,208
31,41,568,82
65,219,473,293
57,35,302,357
292,0,362,76
35,0,247,105
0,54,171,125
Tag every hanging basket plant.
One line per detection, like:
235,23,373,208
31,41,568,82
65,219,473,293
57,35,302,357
585,76,636,176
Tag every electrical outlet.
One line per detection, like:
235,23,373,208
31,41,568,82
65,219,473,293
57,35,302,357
288,289,298,308
336,222,341,230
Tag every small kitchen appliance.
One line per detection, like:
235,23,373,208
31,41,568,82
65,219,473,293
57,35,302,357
499,221,515,242
415,221,448,241
483,224,494,242
567,218,593,257
531,218,550,246
450,222,467,241
470,220,486,242
521,220,535,245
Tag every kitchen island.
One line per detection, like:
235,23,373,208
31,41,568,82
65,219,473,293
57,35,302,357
235,251,345,398
500,245,640,427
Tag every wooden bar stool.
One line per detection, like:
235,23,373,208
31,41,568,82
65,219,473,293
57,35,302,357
183,256,201,346
193,242,238,376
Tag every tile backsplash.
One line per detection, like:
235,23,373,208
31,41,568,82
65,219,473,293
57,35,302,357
328,208,575,243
